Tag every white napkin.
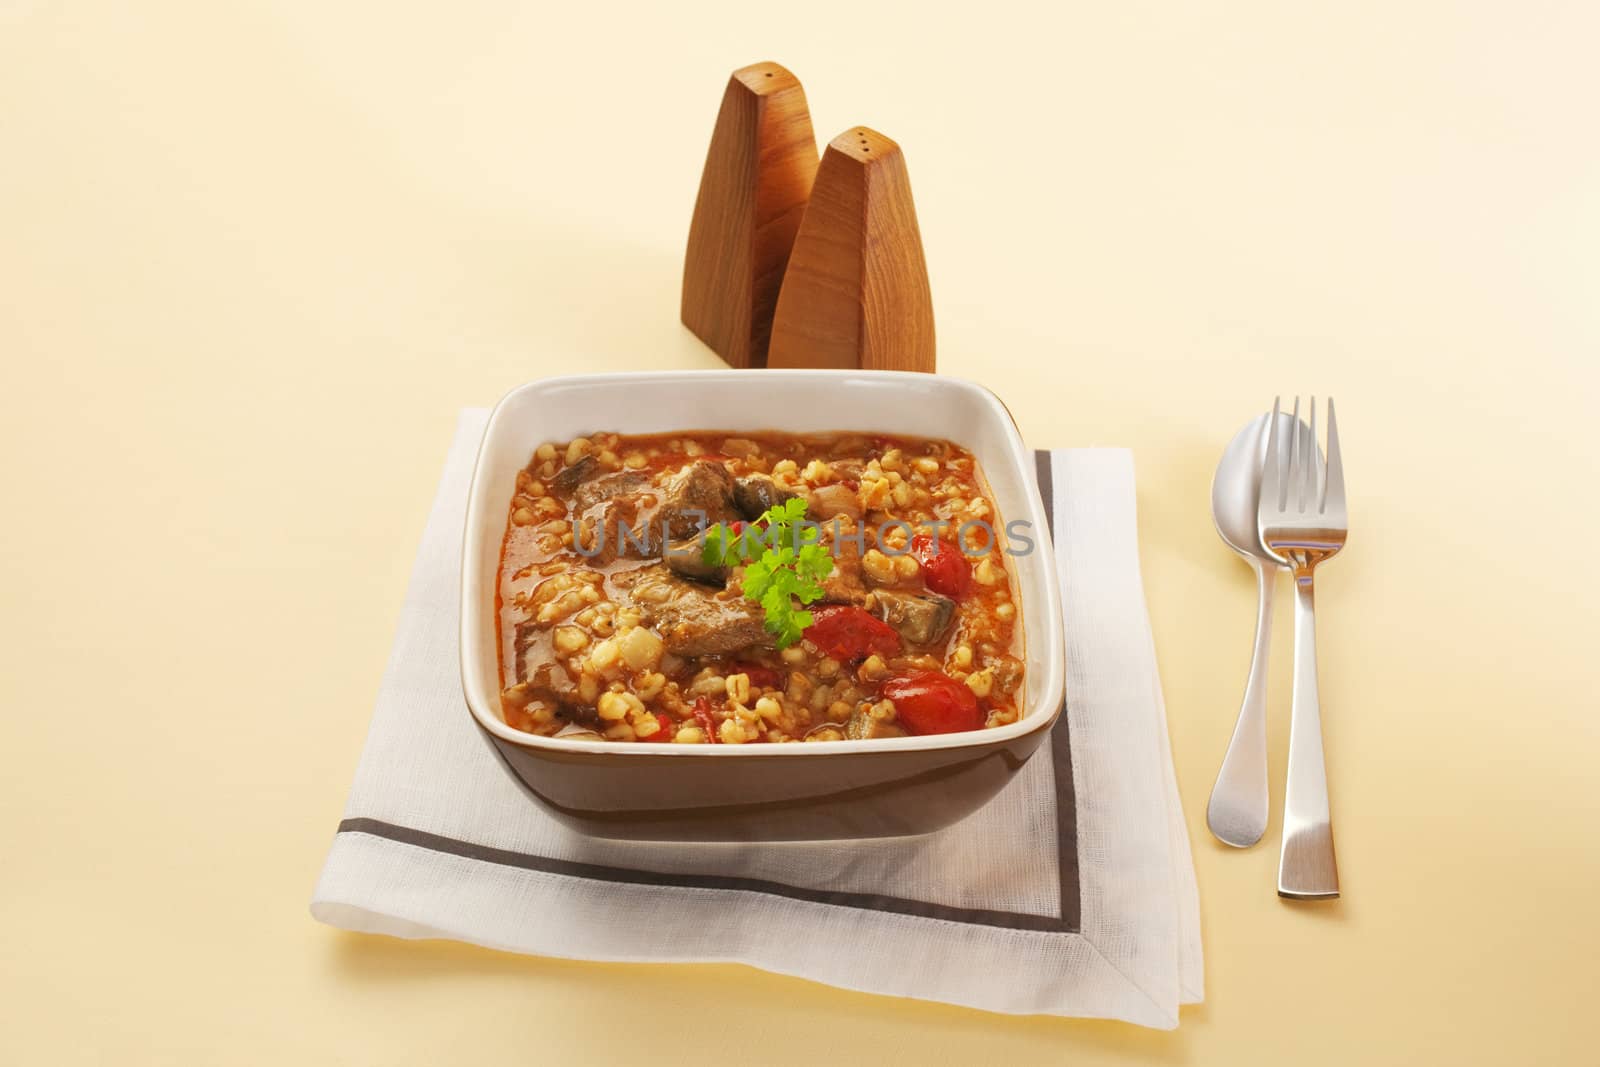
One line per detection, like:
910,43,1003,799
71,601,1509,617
311,409,1203,1029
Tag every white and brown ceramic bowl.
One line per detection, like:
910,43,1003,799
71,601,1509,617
460,370,1064,841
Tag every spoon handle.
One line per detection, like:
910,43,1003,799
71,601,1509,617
1206,557,1274,847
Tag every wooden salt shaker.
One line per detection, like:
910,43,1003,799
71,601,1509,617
681,62,818,368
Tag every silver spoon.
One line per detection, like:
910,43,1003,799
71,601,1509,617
1205,412,1307,847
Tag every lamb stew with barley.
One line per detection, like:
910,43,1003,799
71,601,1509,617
496,431,1026,744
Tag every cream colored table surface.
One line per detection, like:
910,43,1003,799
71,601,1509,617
3,3,1597,1064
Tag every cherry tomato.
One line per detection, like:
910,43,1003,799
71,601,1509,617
803,605,901,661
882,671,982,735
912,533,971,598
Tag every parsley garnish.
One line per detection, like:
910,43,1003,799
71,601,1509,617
702,497,834,648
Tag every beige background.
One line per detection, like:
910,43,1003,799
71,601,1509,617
3,1,1596,1063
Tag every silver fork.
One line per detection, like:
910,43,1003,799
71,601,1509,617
1259,397,1347,900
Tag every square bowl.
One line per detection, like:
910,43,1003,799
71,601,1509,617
461,370,1064,841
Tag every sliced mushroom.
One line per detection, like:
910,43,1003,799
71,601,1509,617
663,532,727,585
733,474,795,519
873,590,956,645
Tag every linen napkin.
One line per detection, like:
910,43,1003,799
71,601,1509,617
311,409,1203,1029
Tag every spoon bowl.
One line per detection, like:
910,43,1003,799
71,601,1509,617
1212,414,1280,564
1206,412,1319,847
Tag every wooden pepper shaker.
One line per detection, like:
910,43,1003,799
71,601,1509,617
767,127,935,373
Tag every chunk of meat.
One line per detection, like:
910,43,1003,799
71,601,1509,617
658,460,739,540
874,590,956,645
622,565,771,657
733,474,796,519
514,622,595,717
527,662,584,707
516,621,563,683
574,470,651,512
549,454,601,494
807,483,862,524
578,496,659,564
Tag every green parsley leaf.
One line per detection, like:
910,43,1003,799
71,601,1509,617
699,497,840,648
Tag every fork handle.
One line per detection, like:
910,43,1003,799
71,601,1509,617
1279,576,1340,899
1206,558,1273,847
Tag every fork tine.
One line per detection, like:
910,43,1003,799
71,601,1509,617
1261,397,1283,513
1323,397,1344,516
1287,396,1302,512
1307,395,1319,515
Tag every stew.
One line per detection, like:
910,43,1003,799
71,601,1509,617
495,431,1025,743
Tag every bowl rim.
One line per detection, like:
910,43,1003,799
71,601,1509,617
459,369,1065,758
